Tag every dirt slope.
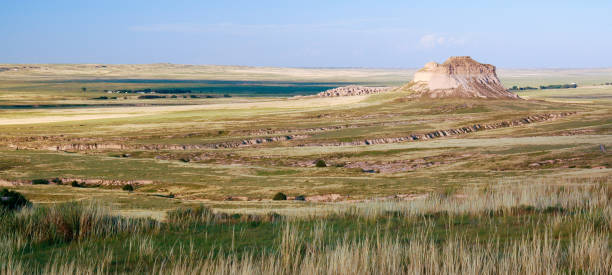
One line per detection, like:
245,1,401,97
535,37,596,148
410,56,520,99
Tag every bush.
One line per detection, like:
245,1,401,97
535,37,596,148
31,179,49,185
295,195,306,201
138,95,165,99
122,184,134,192
314,159,327,167
0,188,31,210
51,178,63,184
273,192,287,201
71,181,84,188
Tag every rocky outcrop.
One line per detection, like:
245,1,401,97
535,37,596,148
317,85,391,97
49,134,310,151
410,56,519,99
343,153,475,173
7,112,575,152
301,112,575,147
0,178,152,186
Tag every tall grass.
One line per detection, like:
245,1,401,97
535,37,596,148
0,201,159,244
2,183,611,274
147,226,611,274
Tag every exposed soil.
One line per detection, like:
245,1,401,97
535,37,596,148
3,112,576,152
411,56,520,99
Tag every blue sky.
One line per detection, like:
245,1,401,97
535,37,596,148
1,0,611,68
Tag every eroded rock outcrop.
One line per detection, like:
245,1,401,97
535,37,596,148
48,134,310,151
410,56,519,99
317,85,391,97
301,112,574,147
6,112,575,152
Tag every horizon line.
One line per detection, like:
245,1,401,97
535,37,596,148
1,62,611,71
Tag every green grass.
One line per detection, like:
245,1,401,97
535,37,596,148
2,183,611,273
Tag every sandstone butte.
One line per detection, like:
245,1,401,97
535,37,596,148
409,56,520,99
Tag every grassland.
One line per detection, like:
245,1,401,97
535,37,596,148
0,64,610,273
2,183,612,274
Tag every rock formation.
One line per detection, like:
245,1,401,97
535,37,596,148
410,56,519,99
317,85,391,97
29,112,572,152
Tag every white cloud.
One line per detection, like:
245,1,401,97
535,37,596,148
419,34,467,48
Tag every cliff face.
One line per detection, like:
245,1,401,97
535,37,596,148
411,56,519,99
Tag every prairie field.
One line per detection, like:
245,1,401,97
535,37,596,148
0,64,610,274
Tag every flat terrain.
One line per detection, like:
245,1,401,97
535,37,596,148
0,64,610,218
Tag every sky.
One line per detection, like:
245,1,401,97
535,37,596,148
1,0,611,68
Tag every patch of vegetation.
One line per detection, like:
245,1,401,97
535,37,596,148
540,83,577,89
0,188,31,210
122,184,134,192
31,179,49,185
1,185,612,273
255,169,299,176
90,96,114,100
508,86,538,91
166,204,212,225
508,83,577,91
107,88,193,94
71,181,85,188
314,159,327,167
272,192,287,200
138,95,166,99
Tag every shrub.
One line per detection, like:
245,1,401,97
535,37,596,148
314,159,327,167
71,181,84,188
31,179,49,185
122,184,134,192
51,178,63,184
0,188,31,210
138,95,165,99
295,195,306,201
273,192,287,201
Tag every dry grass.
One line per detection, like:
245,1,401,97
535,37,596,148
2,182,611,274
